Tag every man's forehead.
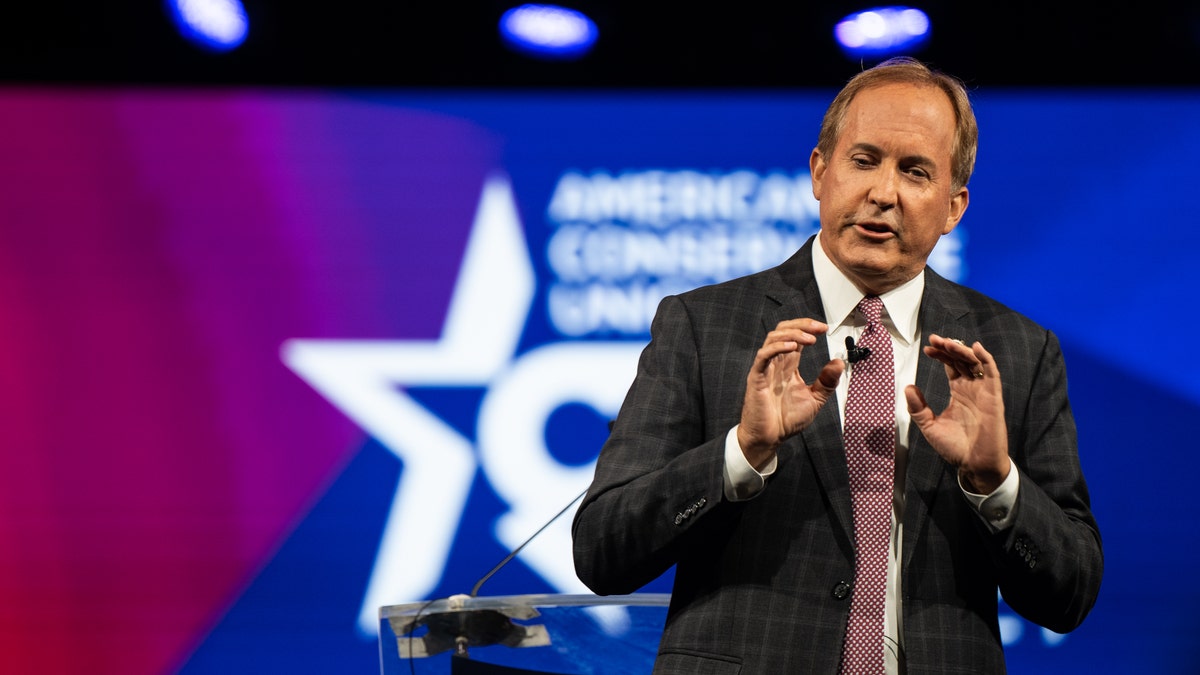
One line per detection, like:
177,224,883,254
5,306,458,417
848,81,952,112
838,83,956,149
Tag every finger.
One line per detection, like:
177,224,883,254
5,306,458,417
926,334,985,379
904,384,934,425
971,341,999,378
922,344,977,380
928,334,978,362
765,328,819,348
950,340,998,380
751,340,800,374
810,359,845,401
773,318,829,335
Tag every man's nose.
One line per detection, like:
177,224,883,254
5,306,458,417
868,169,899,210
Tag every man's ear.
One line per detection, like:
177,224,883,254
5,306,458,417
942,185,969,234
809,148,826,200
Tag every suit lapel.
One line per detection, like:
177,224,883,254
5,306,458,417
762,241,855,547
902,270,971,571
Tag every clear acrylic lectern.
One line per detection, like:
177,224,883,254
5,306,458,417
378,593,670,674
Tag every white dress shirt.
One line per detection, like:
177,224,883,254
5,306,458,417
722,235,1019,673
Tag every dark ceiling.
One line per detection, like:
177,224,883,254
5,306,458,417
3,1,1199,88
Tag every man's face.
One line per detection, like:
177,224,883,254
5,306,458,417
811,82,969,295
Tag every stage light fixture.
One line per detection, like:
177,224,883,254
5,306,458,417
834,6,930,59
499,4,599,60
166,0,249,52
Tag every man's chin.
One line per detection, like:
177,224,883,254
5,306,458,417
844,255,895,278
842,258,906,294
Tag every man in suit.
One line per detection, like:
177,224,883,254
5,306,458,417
572,57,1102,674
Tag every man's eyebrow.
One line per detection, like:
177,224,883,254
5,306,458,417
848,142,937,169
847,142,882,155
900,153,937,167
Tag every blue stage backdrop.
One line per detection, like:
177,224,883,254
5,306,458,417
0,88,1193,674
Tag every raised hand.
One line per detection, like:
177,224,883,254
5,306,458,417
905,334,1010,493
738,318,844,469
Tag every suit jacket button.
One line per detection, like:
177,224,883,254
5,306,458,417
832,581,852,600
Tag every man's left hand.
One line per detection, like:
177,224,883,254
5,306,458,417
904,334,1009,494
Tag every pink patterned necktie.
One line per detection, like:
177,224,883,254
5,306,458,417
839,296,896,675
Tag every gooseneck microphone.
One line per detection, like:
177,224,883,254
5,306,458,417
469,488,587,597
845,335,871,364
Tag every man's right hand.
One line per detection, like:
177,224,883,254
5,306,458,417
737,318,844,469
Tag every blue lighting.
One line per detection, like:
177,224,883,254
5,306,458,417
499,4,599,60
835,6,930,59
166,0,249,52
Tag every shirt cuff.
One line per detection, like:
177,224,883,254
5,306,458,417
722,425,777,502
960,457,1020,531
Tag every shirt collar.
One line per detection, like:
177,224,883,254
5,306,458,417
811,233,924,345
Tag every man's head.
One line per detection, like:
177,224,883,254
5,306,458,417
817,57,977,193
811,58,976,295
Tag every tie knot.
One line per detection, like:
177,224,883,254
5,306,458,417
857,296,884,324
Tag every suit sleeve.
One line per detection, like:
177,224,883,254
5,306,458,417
987,327,1103,633
572,294,741,596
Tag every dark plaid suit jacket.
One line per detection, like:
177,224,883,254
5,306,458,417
572,238,1103,674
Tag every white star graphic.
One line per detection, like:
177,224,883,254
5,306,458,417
282,174,641,635
283,174,534,633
